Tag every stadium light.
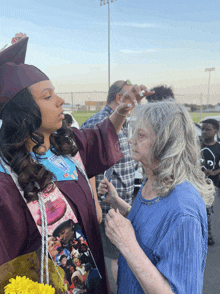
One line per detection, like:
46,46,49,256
205,67,215,110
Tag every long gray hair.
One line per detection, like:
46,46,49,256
130,99,214,206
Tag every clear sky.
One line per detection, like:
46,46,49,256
1,0,220,104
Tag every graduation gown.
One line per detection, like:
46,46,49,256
0,118,123,294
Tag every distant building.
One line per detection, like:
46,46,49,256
184,106,191,112
85,101,106,111
214,105,220,112
63,103,78,113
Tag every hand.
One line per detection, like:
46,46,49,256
96,202,103,224
98,178,120,206
11,32,27,44
204,169,215,176
105,208,137,251
116,85,155,116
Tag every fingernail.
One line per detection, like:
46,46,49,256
127,103,132,107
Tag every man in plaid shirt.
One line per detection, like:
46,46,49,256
80,80,136,293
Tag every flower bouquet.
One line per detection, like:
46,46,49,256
4,276,55,294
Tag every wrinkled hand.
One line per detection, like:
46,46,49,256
98,178,119,206
105,208,136,251
116,84,155,116
11,32,27,44
204,169,215,176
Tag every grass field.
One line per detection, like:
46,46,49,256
190,112,220,123
73,111,97,126
73,111,220,126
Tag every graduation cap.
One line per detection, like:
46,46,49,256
0,37,49,111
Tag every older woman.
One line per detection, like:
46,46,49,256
98,99,214,294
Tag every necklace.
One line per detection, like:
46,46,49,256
138,179,163,206
138,192,163,206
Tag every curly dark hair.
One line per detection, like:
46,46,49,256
0,87,78,202
64,113,73,126
147,85,174,102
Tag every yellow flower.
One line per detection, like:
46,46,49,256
4,276,55,294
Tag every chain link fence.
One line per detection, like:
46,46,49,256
57,91,220,112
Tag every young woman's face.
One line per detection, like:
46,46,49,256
129,125,156,168
30,80,65,134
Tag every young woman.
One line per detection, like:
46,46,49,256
0,36,154,292
98,99,214,294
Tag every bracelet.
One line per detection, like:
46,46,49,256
124,205,131,218
115,108,127,117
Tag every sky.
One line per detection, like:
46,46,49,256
1,0,220,104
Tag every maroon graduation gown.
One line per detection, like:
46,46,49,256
0,118,123,294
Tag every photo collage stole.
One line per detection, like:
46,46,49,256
28,151,101,294
2,151,101,294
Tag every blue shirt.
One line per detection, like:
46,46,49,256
117,180,208,294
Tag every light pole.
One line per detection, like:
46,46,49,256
100,0,116,90
200,93,203,121
205,67,215,111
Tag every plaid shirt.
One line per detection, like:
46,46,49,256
80,105,135,221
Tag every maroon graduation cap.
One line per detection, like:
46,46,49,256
0,37,49,108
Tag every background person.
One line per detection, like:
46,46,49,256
98,100,214,294
146,85,175,102
63,113,74,127
200,118,220,245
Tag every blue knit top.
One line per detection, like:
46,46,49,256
117,180,208,294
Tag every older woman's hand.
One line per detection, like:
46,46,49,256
105,208,137,251
98,178,120,206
